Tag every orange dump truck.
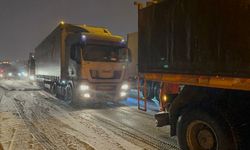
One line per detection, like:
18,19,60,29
137,0,250,149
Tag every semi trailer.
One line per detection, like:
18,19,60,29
137,0,250,149
34,23,130,103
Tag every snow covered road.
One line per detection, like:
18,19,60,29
0,80,179,150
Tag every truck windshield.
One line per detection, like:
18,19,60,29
82,45,129,62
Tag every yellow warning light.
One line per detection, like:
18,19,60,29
163,95,168,102
60,21,65,25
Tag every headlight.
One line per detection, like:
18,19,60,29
8,72,12,76
29,75,35,80
80,84,89,91
121,83,129,90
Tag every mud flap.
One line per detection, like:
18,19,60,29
154,112,170,127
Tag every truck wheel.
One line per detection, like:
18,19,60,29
38,81,45,89
177,109,237,150
50,83,57,96
65,84,80,105
64,85,73,104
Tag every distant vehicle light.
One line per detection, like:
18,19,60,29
62,80,66,84
18,73,22,76
80,84,89,91
8,72,13,77
22,72,28,77
121,39,125,43
83,93,90,98
0,74,3,78
121,83,129,90
120,91,127,97
29,75,35,80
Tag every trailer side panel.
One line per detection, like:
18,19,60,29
138,0,250,78
35,26,62,78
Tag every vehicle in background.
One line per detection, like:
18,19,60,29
0,61,20,79
27,52,35,80
137,0,250,149
33,23,130,103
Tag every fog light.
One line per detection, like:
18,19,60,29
83,93,90,98
120,91,127,97
121,83,129,90
80,84,89,91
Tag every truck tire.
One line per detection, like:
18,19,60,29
177,109,238,150
38,81,45,89
64,84,80,105
50,82,57,96
64,84,74,104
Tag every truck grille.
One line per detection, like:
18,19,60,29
95,85,117,91
90,70,122,79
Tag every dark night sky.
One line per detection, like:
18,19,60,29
0,0,147,61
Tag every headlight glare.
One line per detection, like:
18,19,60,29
80,84,89,91
120,91,127,97
22,72,28,77
29,75,35,80
83,93,90,98
121,83,129,90
8,72,12,76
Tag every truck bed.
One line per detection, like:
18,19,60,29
138,0,250,78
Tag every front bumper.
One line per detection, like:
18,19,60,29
77,82,129,100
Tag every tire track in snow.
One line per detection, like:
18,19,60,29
13,97,58,150
38,90,179,149
0,87,5,103
76,113,180,150
12,92,95,150
94,115,179,150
